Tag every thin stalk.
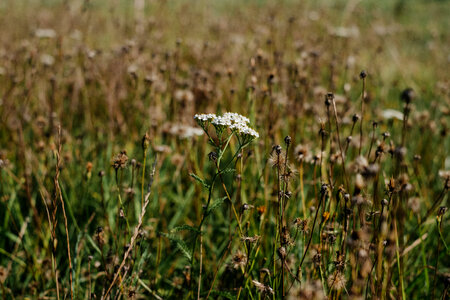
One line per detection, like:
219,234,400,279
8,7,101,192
197,233,203,300
394,220,405,300
297,189,327,272
359,75,366,155
432,219,443,299
331,96,349,190
141,148,147,207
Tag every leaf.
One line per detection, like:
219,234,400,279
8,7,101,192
170,225,201,234
207,196,227,216
220,168,235,174
160,233,192,261
190,173,210,189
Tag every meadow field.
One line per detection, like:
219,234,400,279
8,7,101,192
0,0,449,299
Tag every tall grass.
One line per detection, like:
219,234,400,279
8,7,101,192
0,0,448,299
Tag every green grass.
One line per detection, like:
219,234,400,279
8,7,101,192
0,0,449,299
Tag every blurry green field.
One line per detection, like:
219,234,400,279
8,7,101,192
0,0,449,299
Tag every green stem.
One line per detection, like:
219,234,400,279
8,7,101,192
141,148,147,207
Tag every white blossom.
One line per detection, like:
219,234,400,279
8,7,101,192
211,116,232,126
194,113,217,122
194,112,259,140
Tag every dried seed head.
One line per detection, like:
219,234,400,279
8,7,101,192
231,250,247,269
437,206,448,218
352,114,360,123
277,246,287,259
252,280,274,296
344,193,350,202
284,135,292,146
312,252,322,266
394,146,407,160
407,197,420,214
328,271,347,290
275,145,282,155
361,164,380,179
319,127,328,138
112,151,128,170
327,233,337,245
95,227,105,246
325,93,333,106
294,144,310,162
241,235,260,243
359,70,367,79
320,183,328,195
269,152,286,169
401,88,415,104
208,151,218,161
242,203,254,211
142,133,151,151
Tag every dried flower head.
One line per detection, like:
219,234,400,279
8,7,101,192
231,250,247,269
112,151,128,170
401,88,415,104
241,236,260,243
252,280,274,297
327,271,347,291
142,132,151,150
293,218,309,232
294,144,311,162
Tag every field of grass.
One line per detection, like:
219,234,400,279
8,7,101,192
0,0,449,299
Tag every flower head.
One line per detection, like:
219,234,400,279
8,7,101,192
112,151,128,170
231,250,247,269
194,113,217,127
194,112,259,144
327,271,347,290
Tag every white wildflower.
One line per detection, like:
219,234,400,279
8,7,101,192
35,28,56,39
194,113,216,122
168,124,204,139
223,112,250,124
211,115,232,127
382,109,403,121
180,126,204,139
40,54,55,66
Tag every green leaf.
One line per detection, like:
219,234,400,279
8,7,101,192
170,225,201,234
220,168,235,174
207,196,227,216
190,173,210,189
160,233,192,261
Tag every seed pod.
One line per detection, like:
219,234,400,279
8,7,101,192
359,70,367,79
142,133,151,151
401,88,415,104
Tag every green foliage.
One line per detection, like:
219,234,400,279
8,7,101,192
0,0,448,299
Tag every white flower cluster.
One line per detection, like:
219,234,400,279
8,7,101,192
168,124,204,139
223,112,250,124
194,112,259,139
211,116,232,127
230,122,259,138
194,113,216,122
